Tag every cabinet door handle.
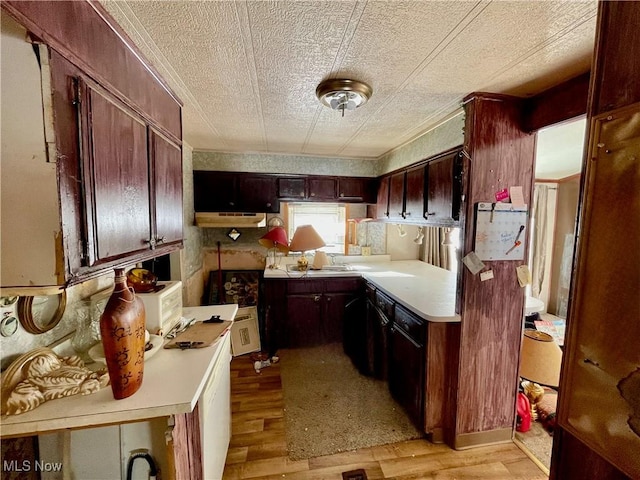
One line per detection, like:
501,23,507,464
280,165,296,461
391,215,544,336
314,295,321,302
426,212,436,216
326,296,331,302
144,238,157,249
266,202,272,208
156,236,165,245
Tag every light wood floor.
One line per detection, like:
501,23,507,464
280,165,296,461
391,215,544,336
223,355,547,480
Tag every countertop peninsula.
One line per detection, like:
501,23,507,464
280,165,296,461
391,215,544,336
264,258,460,323
0,304,238,438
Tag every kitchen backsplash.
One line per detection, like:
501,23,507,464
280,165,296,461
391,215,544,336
0,274,114,371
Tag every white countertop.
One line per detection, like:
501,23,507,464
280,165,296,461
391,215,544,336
0,304,238,438
265,259,460,323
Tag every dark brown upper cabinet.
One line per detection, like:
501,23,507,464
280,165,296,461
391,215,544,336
80,82,152,266
277,177,306,199
1,4,183,292
376,176,391,220
424,150,463,225
193,171,238,211
404,165,427,221
308,177,337,200
194,172,279,213
384,167,426,222
238,175,279,212
338,177,377,202
374,146,463,226
387,171,406,222
151,129,183,249
79,80,184,266
195,172,376,206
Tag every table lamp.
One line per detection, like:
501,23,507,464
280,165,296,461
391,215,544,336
519,329,563,419
259,226,289,269
288,225,326,271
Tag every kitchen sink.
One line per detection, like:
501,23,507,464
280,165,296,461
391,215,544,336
320,265,352,271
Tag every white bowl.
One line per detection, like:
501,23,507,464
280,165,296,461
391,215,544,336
88,334,163,364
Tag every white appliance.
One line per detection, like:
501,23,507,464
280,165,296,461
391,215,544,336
137,281,183,336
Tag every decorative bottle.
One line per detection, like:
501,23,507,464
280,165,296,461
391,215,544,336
99,268,146,399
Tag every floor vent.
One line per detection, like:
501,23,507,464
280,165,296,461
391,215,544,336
342,469,368,480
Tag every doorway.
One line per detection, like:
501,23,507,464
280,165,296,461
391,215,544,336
515,117,586,471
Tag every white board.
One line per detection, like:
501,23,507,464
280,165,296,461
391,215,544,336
474,202,528,261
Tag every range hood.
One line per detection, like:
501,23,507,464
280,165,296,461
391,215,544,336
195,212,266,228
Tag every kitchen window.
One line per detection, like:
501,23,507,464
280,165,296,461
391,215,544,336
285,203,346,254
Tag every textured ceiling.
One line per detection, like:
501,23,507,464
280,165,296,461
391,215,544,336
100,0,597,160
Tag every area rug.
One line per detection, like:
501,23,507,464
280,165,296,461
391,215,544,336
515,421,552,469
279,342,422,460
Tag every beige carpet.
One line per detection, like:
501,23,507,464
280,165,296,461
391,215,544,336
279,342,422,460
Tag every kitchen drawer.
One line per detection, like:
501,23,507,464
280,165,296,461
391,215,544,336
394,304,426,345
324,277,360,293
374,290,395,319
286,279,324,294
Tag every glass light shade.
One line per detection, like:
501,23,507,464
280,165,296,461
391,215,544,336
288,225,326,252
259,226,289,252
519,329,563,388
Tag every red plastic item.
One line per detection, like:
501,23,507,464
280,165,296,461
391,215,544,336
516,392,532,432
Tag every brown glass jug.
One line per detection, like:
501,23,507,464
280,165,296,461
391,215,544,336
99,268,146,399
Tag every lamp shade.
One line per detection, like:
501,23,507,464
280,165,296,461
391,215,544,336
259,226,289,252
312,251,330,269
519,329,563,388
289,225,326,252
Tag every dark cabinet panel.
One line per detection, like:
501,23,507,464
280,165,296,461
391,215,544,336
338,177,377,203
425,151,463,225
367,298,390,380
83,84,151,265
286,294,323,347
151,130,183,248
388,171,406,221
404,165,426,221
264,280,287,355
388,323,425,428
193,171,238,211
238,175,279,213
277,177,306,199
194,172,279,213
374,147,463,226
343,295,368,373
308,177,336,200
323,292,352,343
376,176,390,219
265,278,361,350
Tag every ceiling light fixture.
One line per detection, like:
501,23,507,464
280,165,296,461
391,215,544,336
316,79,372,117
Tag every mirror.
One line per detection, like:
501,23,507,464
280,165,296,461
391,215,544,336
17,292,67,334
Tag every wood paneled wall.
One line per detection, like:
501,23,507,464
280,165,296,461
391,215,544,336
452,93,536,448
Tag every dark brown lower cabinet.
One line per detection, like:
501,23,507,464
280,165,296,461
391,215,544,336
366,298,389,380
388,320,426,428
286,293,323,347
264,277,361,350
343,295,368,373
